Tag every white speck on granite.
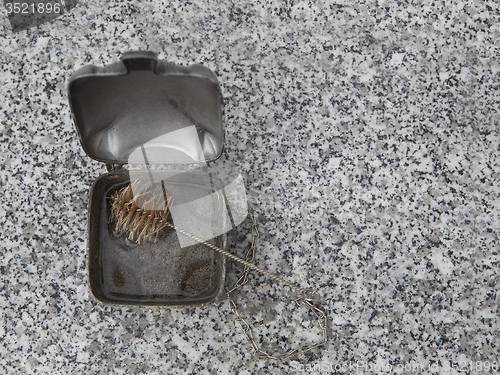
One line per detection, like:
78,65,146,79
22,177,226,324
1,0,500,374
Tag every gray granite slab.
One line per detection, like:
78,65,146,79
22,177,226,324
0,0,499,374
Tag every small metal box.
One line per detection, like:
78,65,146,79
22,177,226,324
68,51,227,305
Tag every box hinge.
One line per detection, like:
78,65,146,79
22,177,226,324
106,163,125,172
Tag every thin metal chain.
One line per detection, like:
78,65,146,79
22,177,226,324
165,213,328,360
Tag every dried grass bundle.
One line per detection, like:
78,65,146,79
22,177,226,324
109,182,174,243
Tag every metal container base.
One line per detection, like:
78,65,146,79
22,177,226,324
87,171,226,306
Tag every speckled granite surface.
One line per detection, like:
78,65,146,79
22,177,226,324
1,1,499,374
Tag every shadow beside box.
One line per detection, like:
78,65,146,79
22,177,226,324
68,51,227,305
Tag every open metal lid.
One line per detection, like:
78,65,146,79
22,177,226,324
68,51,224,165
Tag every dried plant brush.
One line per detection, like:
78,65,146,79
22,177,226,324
109,182,174,243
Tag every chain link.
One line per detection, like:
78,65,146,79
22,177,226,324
224,212,328,360
164,213,327,360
